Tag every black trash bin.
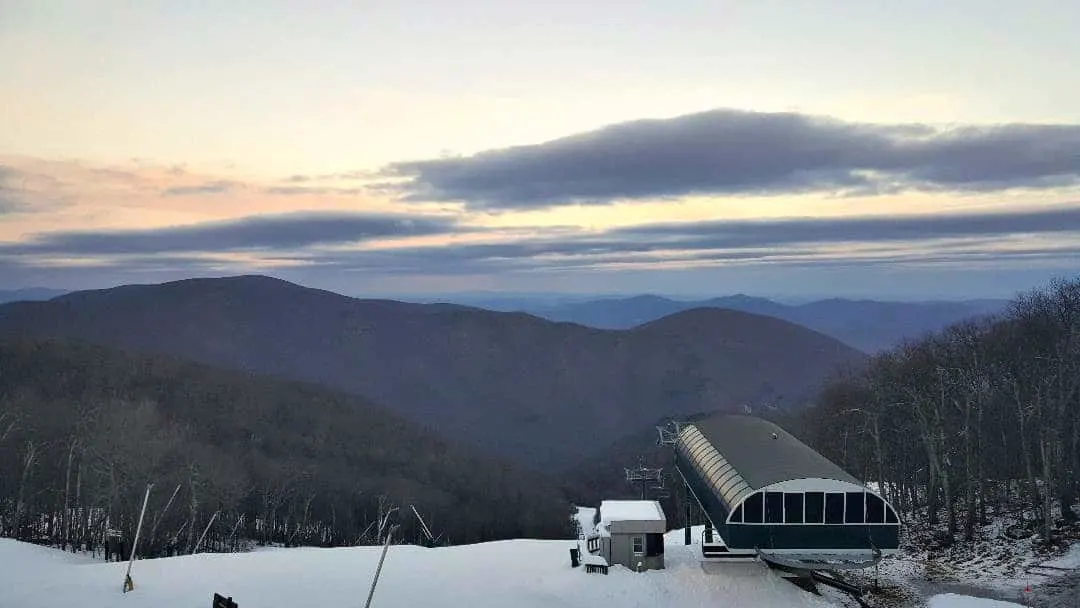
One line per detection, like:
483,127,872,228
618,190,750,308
570,547,580,567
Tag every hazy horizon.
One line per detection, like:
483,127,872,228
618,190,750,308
0,272,1029,305
4,2,1079,298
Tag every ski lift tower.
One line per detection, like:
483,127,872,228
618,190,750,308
656,419,695,545
624,460,663,501
656,419,683,447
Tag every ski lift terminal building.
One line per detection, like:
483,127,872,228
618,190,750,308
673,414,900,566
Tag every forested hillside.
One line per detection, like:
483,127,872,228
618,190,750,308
0,275,866,469
788,277,1080,548
0,338,573,559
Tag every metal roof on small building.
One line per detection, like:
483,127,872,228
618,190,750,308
684,414,859,491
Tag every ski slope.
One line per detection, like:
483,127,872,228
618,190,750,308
0,528,832,608
0,527,1025,608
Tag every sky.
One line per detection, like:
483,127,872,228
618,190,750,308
2,0,1079,299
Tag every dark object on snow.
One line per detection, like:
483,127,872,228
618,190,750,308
570,547,580,567
584,562,608,574
213,593,238,608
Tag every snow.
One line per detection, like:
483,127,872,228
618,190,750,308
870,508,1080,594
1044,543,1080,569
582,553,608,566
0,530,837,608
926,593,1026,607
599,500,665,522
574,506,596,538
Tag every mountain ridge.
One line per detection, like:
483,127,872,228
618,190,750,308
471,292,1009,352
0,275,866,469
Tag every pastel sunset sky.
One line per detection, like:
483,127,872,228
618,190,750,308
3,1,1079,298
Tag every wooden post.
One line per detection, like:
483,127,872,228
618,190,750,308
123,483,153,593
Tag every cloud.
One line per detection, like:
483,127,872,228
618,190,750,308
263,186,364,196
0,165,26,214
279,170,377,184
6,200,1080,289
380,109,1080,209
244,205,1080,275
4,211,461,256
607,205,1080,250
162,180,238,196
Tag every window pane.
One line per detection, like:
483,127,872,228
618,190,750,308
866,493,885,523
825,493,845,524
764,492,784,523
633,536,644,553
729,504,743,523
743,492,764,523
885,505,899,524
805,492,824,523
784,493,804,524
845,492,865,524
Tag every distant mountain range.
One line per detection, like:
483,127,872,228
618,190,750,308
0,288,68,304
0,275,865,469
0,285,1007,353
461,294,1009,352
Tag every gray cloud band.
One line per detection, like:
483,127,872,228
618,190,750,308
2,212,461,255
6,205,1078,277
379,109,1080,209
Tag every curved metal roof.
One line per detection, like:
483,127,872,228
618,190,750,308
676,424,754,513
677,414,860,495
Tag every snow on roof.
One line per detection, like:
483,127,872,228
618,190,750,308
581,554,608,567
599,500,665,523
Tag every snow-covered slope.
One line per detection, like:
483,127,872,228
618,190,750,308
926,595,1025,607
0,526,1037,608
2,528,835,608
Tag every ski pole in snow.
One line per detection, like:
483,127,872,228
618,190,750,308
123,483,153,593
363,524,399,608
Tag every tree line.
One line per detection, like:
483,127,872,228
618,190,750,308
785,276,1080,547
0,338,574,560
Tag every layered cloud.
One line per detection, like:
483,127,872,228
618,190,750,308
292,205,1080,275
7,205,1080,277
0,164,72,215
162,180,238,196
2,211,462,256
0,166,19,213
3,123,1080,297
381,109,1080,209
